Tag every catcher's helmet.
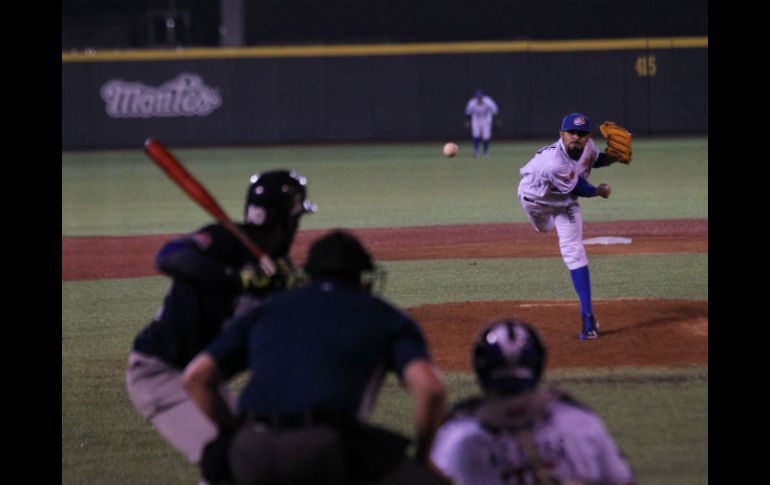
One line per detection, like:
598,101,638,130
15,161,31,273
244,170,317,227
473,319,546,395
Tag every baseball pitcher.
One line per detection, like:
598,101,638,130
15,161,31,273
516,113,631,340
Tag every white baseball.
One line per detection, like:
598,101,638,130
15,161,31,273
443,142,458,157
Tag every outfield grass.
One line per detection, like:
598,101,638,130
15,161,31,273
62,139,707,484
62,138,707,236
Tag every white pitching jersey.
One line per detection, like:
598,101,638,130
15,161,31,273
517,138,600,206
465,96,499,124
431,394,635,485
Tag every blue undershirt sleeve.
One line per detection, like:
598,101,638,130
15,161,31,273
571,176,598,197
593,152,615,168
155,239,242,291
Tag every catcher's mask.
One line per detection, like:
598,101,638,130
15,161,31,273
244,170,317,228
304,230,386,293
473,319,546,396
561,112,591,134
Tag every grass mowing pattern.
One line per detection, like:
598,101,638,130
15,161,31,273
382,254,707,307
63,139,707,236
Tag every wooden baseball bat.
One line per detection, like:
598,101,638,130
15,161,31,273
143,138,276,274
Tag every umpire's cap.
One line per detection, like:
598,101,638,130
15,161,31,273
473,319,546,395
561,113,591,133
304,230,374,280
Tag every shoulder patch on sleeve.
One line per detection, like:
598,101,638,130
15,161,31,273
190,231,213,250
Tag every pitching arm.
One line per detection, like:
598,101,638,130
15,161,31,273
571,177,611,199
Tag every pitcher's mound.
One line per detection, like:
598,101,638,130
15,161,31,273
408,298,707,371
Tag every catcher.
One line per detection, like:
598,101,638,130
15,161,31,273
431,318,637,484
517,113,631,340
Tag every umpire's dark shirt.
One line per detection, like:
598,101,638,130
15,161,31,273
206,278,431,418
132,223,279,369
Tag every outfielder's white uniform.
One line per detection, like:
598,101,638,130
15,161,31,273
465,95,499,140
517,137,600,270
431,390,636,485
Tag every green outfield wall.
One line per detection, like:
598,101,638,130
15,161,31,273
62,38,706,149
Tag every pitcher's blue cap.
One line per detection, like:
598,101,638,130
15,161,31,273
561,113,591,132
475,89,484,97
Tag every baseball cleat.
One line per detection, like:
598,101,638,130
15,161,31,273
579,314,599,340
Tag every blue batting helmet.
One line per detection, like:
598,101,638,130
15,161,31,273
472,319,546,395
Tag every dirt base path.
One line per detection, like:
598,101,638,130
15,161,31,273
62,219,707,280
62,219,708,369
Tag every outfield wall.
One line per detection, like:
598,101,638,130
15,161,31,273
61,38,707,149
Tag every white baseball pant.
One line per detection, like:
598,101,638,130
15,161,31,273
519,196,588,270
471,118,493,141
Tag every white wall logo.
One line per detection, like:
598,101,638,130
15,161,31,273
100,73,222,118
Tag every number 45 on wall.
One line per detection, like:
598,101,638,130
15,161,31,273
635,55,657,77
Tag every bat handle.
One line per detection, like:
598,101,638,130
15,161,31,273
220,218,277,275
143,138,277,275
258,255,277,276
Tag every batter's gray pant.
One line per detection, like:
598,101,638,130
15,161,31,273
125,351,238,464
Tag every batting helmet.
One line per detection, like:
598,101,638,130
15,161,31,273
244,170,317,227
472,319,546,395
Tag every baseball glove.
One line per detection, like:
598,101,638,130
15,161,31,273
599,121,633,164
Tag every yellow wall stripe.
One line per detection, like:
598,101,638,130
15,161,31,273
62,36,707,63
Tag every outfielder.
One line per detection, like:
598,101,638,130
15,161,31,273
517,113,632,339
465,89,499,158
430,318,637,484
125,170,316,470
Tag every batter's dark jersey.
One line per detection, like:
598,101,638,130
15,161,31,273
206,279,431,417
132,223,288,370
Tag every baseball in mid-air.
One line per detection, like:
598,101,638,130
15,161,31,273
443,142,459,157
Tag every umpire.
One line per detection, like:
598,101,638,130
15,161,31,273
182,230,450,485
